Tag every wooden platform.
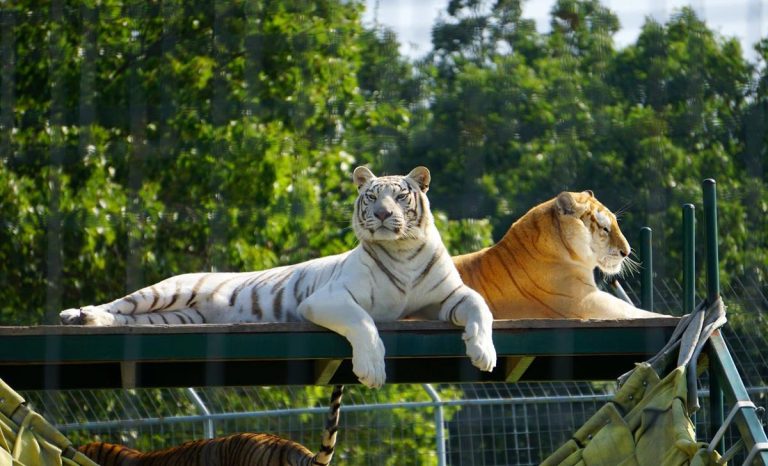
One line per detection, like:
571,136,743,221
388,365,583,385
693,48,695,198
0,318,679,390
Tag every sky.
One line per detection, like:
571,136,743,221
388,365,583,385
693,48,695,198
362,0,766,62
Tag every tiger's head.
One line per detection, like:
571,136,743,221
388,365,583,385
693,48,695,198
553,191,631,276
352,166,432,242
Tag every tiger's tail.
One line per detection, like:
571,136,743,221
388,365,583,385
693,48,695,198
310,385,344,466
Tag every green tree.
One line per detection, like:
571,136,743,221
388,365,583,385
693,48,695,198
0,0,417,325
410,0,767,299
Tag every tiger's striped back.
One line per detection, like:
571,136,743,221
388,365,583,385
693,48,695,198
78,385,344,466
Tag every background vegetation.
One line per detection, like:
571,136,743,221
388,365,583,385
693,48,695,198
1,0,767,463
1,0,766,325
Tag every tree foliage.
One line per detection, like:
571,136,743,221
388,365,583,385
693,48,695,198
4,0,764,321
411,0,767,294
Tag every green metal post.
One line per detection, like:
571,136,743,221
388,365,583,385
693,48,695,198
683,203,696,431
703,180,720,304
703,179,724,452
640,227,653,311
682,204,695,317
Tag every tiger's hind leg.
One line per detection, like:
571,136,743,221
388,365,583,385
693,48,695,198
59,273,214,326
60,307,209,326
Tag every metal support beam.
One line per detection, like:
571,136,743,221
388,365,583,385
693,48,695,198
120,362,136,389
314,359,343,385
505,356,535,382
707,332,768,465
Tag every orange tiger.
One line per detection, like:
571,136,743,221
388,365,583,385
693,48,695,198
453,191,665,320
78,385,343,466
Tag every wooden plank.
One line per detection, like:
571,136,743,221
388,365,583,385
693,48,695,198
0,317,680,336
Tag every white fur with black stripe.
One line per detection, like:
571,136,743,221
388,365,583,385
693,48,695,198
59,166,497,388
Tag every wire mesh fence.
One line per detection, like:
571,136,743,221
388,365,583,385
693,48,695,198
18,279,768,465
22,385,768,465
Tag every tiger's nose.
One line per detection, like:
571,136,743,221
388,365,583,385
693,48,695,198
620,248,630,258
375,208,392,221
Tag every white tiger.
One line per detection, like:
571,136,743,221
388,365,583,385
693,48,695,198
59,166,497,388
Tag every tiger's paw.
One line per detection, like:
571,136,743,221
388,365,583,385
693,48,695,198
59,307,117,326
462,321,497,372
351,337,386,389
59,308,86,325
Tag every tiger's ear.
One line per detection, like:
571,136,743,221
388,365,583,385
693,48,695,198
353,166,376,191
583,189,594,197
407,166,430,192
555,192,577,216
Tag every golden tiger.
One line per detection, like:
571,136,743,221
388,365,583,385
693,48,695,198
78,385,344,466
453,191,664,320
60,166,497,388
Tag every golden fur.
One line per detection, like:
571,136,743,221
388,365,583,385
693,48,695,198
453,191,664,320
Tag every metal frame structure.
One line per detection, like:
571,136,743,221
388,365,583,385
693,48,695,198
700,180,768,464
0,318,677,390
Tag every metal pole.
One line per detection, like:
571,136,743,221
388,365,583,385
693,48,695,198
187,388,215,439
703,180,720,303
640,227,653,311
702,179,724,452
610,279,633,305
422,384,446,466
683,204,696,317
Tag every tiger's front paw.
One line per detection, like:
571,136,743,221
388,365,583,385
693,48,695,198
463,321,497,372
59,307,117,326
351,337,386,389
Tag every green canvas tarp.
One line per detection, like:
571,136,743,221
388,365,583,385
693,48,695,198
541,299,728,466
0,379,97,466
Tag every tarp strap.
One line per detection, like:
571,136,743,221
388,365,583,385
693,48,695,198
684,297,727,412
619,296,726,414
11,407,35,460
